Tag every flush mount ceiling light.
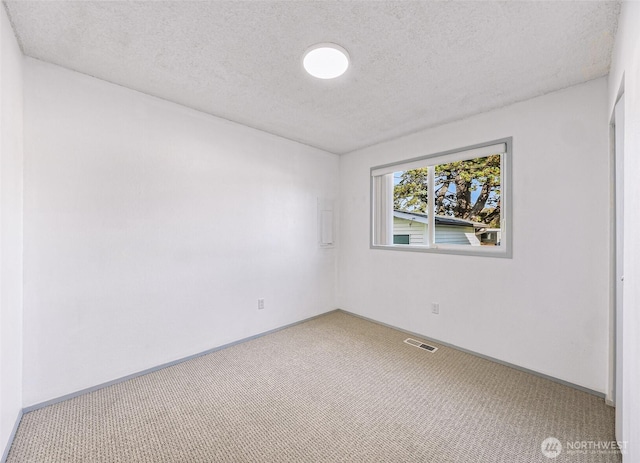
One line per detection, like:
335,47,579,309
303,43,350,79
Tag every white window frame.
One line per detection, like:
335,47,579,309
370,137,512,258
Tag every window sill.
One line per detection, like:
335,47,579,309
370,243,512,258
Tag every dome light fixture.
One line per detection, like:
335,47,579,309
303,43,350,79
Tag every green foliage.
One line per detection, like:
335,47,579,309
393,155,501,227
393,167,428,213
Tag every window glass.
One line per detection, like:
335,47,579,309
433,155,501,246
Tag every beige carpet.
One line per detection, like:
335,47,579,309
7,311,619,462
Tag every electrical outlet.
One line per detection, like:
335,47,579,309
431,303,439,314
258,298,265,310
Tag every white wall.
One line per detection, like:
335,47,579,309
608,2,640,460
0,5,24,460
338,78,610,394
22,59,339,406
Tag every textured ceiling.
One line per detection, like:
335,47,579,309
5,1,620,154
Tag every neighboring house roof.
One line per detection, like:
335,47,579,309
477,227,501,235
393,210,488,228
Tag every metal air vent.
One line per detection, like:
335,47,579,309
404,338,438,353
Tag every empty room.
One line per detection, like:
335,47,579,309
1,1,638,462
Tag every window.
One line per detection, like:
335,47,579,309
393,234,410,244
371,138,512,257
